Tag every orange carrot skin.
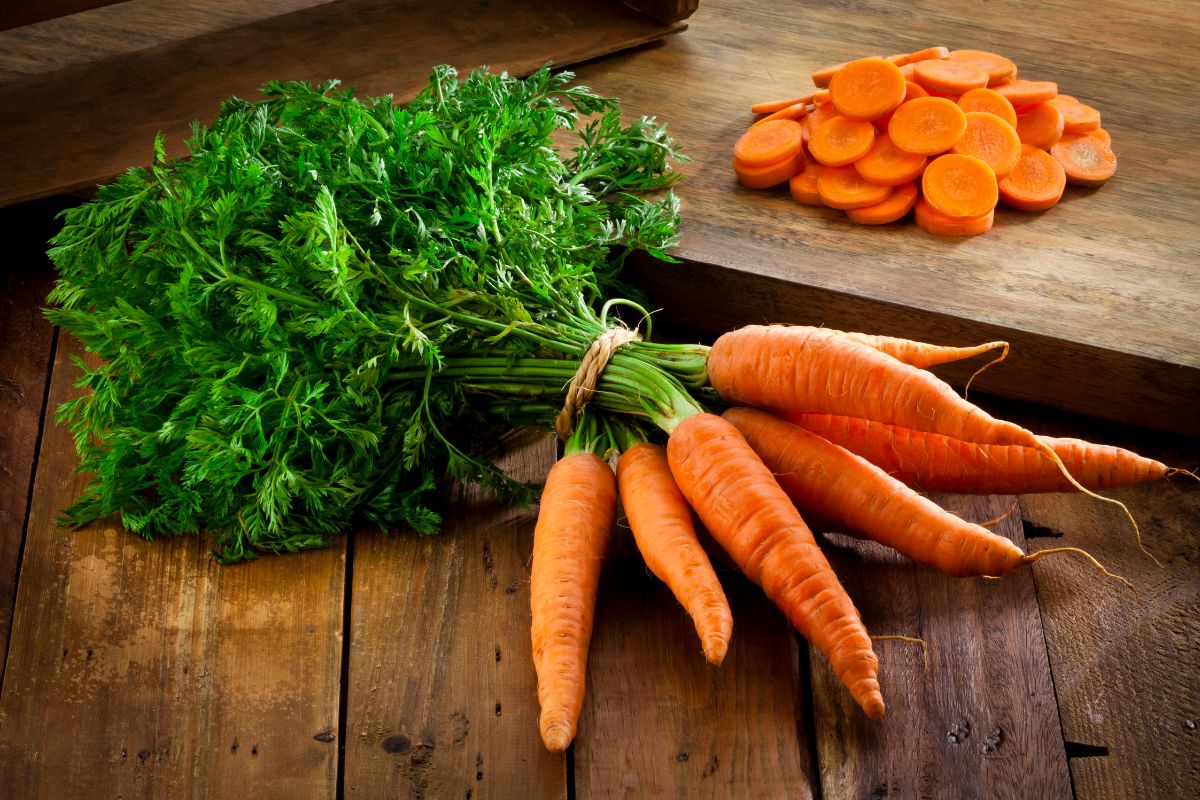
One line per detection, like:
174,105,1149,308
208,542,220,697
530,452,616,752
617,443,733,665
831,329,1008,368
725,407,1026,577
781,412,1169,493
666,413,884,719
707,324,1042,448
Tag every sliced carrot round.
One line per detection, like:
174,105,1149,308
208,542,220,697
957,87,1018,128
900,46,951,65
1050,135,1117,186
817,165,893,209
854,132,929,186
734,148,807,189
1015,102,1065,149
995,80,1058,107
1060,128,1111,148
888,96,968,155
998,144,1067,211
846,181,919,224
1046,96,1102,133
946,49,1017,86
802,102,839,145
812,57,880,89
808,114,877,166
733,119,805,168
789,162,827,205
913,60,990,95
914,197,994,236
952,111,1022,176
876,81,929,131
921,153,998,218
751,102,809,128
829,58,908,120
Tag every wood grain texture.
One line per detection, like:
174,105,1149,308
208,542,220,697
0,200,59,685
575,523,815,799
571,0,1200,434
0,335,346,799
0,0,125,33
341,429,566,799
0,0,684,207
806,495,1071,800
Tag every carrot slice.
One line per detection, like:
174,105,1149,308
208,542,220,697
888,96,968,155
998,144,1066,211
854,132,928,186
1015,102,1065,149
922,153,998,218
897,46,951,65
751,102,809,127
752,93,816,115
1050,135,1117,186
789,162,827,205
914,197,994,236
734,148,807,189
1061,128,1111,148
995,80,1058,107
876,81,929,130
812,58,879,89
733,119,804,167
946,49,1017,86
808,114,877,166
801,101,839,145
952,111,1022,176
818,165,893,209
845,181,919,224
829,58,908,120
1046,96,1102,133
913,60,990,95
899,62,919,80
957,87,1018,128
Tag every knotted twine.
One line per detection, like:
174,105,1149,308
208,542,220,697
553,326,641,442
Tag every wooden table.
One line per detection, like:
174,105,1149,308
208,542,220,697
1,2,1197,799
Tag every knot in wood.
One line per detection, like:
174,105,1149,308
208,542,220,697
554,327,640,441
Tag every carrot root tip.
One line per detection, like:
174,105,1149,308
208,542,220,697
1023,546,1138,598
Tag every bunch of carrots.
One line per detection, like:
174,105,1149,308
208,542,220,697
732,47,1117,234
529,324,1186,751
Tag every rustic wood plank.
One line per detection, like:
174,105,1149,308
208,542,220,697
807,495,1071,799
0,0,685,208
0,334,346,798
0,0,125,33
575,522,815,798
0,200,60,686
570,0,1200,434
341,429,566,799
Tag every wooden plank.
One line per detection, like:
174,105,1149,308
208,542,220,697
0,335,346,798
0,0,686,207
570,0,1200,432
0,200,59,685
341,429,566,799
807,495,1071,799
0,0,125,33
575,523,815,798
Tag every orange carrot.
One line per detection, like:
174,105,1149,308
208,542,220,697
802,101,840,145
1064,127,1110,146
845,181,918,225
888,96,968,155
778,412,1171,494
818,165,893,209
854,132,928,186
530,451,616,752
813,89,832,105
994,79,1058,107
789,162,827,205
829,58,908,120
752,93,817,115
876,81,930,130
922,153,998,218
915,197,994,236
998,144,1066,211
1046,95,1102,133
733,119,804,167
1051,133,1118,186
617,442,733,665
913,60,990,95
891,46,951,66
808,114,877,166
751,102,809,127
951,111,1023,176
828,329,1009,369
665,412,884,719
946,49,1017,85
733,148,807,189
1015,102,1065,149
957,87,1018,128
812,57,879,89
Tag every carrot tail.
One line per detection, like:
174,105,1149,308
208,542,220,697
834,329,1009,374
1022,546,1137,597
666,412,884,719
530,451,617,752
617,442,733,665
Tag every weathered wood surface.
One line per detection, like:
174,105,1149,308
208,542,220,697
572,0,1200,435
0,335,347,799
0,0,125,33
0,0,685,207
808,496,1072,800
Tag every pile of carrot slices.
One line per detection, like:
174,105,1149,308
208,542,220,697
733,47,1117,235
